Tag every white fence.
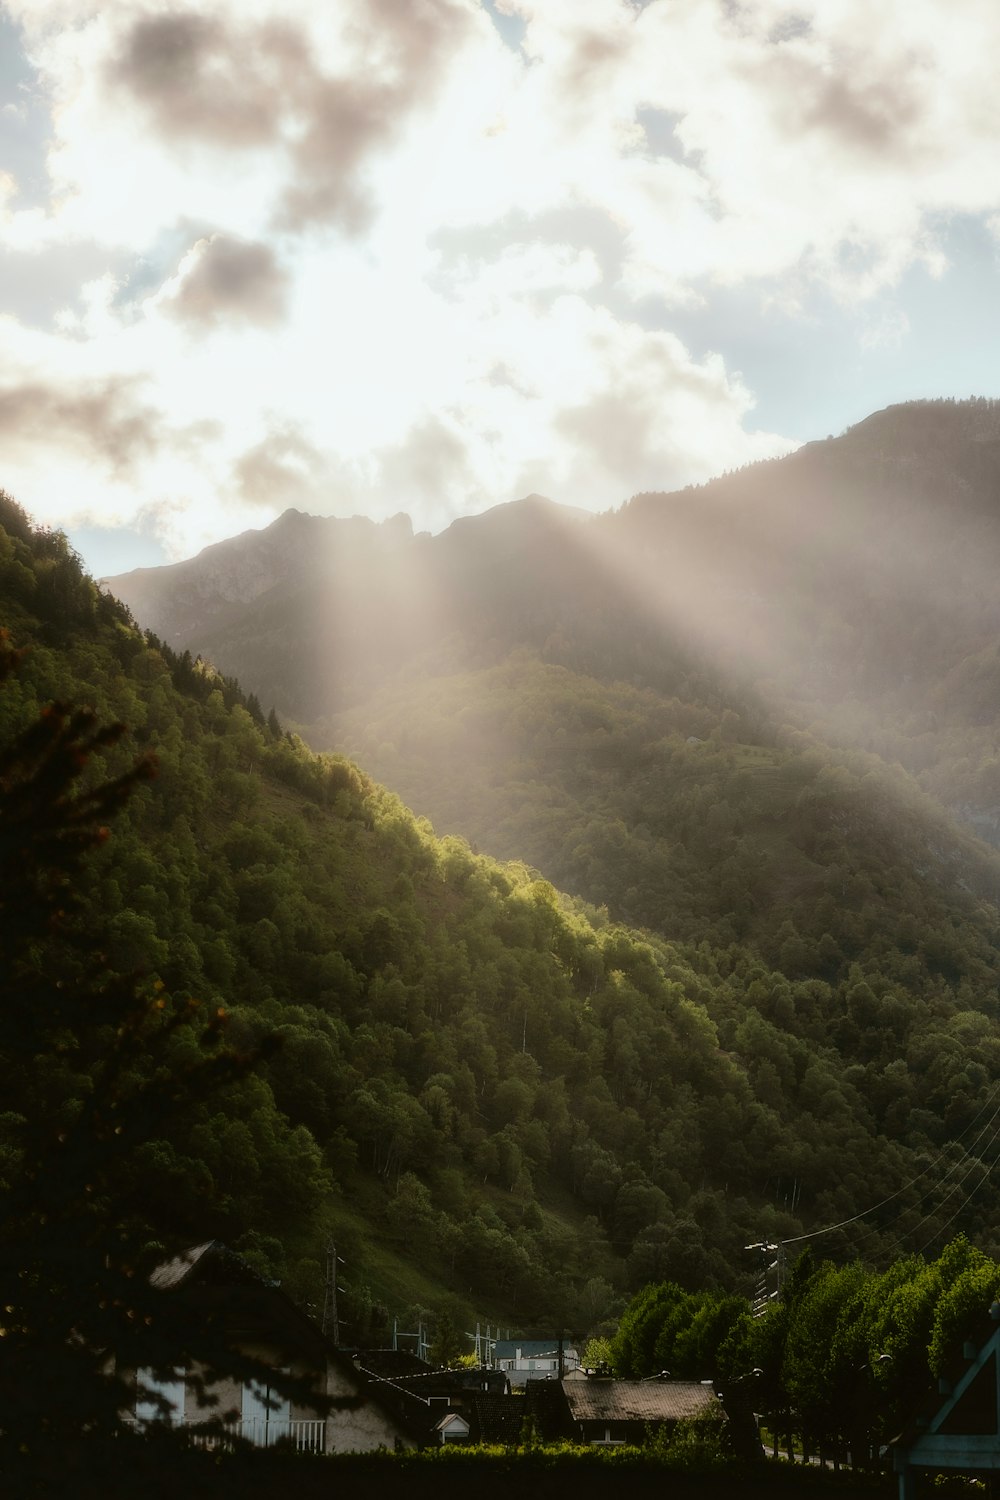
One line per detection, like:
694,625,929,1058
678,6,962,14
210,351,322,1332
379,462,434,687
130,1417,327,1452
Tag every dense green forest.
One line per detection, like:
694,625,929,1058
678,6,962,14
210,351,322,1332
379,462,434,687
8,473,1000,1353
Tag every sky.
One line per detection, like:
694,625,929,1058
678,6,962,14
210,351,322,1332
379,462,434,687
2,0,1000,579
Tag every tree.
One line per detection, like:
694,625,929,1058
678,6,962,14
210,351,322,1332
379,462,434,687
0,635,279,1464
782,1260,867,1460
611,1281,687,1376
428,1309,467,1367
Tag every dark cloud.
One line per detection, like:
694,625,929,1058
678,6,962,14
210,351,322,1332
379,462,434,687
764,47,922,158
805,72,921,154
110,11,305,147
558,24,631,98
277,75,397,235
109,2,478,234
364,0,476,78
166,235,289,329
277,0,476,231
555,388,664,488
0,375,159,475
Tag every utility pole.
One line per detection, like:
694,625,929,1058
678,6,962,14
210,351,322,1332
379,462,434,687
746,1239,783,1316
322,1239,344,1345
465,1322,497,1366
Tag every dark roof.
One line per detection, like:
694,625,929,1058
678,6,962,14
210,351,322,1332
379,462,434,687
467,1392,526,1444
147,1242,425,1444
149,1241,331,1362
352,1359,508,1434
563,1379,718,1425
149,1241,215,1290
462,1383,574,1444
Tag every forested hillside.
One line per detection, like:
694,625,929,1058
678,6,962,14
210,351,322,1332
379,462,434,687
108,398,1000,857
9,476,1000,1340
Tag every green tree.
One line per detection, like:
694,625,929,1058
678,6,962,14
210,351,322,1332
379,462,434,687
429,1309,468,1367
0,638,286,1462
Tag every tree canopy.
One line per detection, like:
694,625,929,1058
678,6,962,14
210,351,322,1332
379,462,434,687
4,485,1000,1353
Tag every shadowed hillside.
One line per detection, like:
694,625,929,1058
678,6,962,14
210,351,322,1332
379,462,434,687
7,479,1000,1337
30,404,1000,1303
108,399,1000,855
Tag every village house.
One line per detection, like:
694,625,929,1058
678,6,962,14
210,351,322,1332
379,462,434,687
560,1374,720,1446
492,1337,581,1385
128,1242,417,1453
351,1348,508,1445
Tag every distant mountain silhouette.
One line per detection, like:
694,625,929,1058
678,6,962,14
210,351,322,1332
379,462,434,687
107,399,1000,853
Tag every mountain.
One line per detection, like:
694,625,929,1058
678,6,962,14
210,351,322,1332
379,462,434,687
105,398,1000,952
8,469,1000,1336
105,508,415,684
107,495,597,719
108,399,1000,840
106,496,589,651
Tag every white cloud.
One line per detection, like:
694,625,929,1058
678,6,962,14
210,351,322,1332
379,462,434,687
3,0,1000,568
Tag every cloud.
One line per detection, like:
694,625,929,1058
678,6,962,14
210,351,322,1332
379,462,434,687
375,415,479,526
233,425,354,511
496,0,1000,301
0,242,133,330
109,10,303,149
158,235,289,329
794,66,921,156
276,75,398,235
277,0,481,231
0,373,159,475
100,0,484,236
9,0,1000,581
536,308,795,500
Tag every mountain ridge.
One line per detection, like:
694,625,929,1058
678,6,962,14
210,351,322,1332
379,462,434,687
102,402,1000,882
8,467,1000,1333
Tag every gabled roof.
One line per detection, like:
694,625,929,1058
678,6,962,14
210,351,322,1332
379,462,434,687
893,1306,1000,1476
563,1379,718,1425
150,1240,332,1363
435,1411,470,1435
147,1242,424,1444
149,1241,216,1290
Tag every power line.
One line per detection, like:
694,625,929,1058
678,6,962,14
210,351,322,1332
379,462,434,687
863,1095,1000,1265
760,1076,1000,1267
